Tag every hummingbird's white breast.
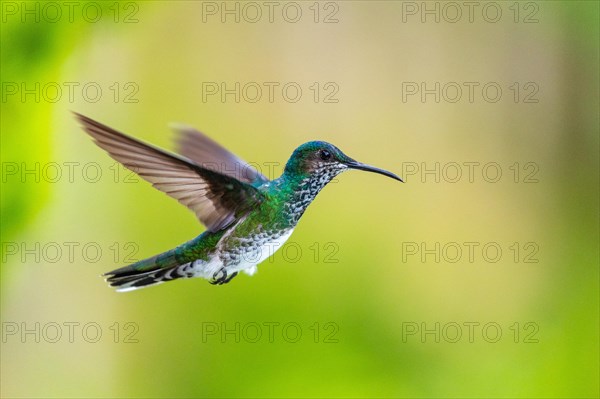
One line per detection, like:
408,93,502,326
231,228,295,276
191,228,295,280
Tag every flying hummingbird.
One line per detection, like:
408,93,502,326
75,113,402,292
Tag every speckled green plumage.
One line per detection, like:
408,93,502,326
126,162,322,275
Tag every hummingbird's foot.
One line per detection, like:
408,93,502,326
210,269,238,285
223,271,238,284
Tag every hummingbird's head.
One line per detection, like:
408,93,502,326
283,141,403,184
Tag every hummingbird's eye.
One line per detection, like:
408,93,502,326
320,149,332,161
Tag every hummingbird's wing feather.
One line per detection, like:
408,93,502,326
75,113,264,232
171,125,269,186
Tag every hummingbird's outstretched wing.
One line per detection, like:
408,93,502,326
75,113,264,232
171,125,269,187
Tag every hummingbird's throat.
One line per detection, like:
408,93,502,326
282,166,346,225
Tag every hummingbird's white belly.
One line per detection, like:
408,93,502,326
232,229,295,276
192,229,295,280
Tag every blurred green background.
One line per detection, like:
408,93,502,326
1,1,598,398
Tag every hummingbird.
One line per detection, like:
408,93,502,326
75,113,402,292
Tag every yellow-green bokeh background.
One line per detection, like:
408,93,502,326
1,1,598,398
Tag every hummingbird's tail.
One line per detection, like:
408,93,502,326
104,248,195,292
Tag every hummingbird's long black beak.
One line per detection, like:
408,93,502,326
346,161,404,182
